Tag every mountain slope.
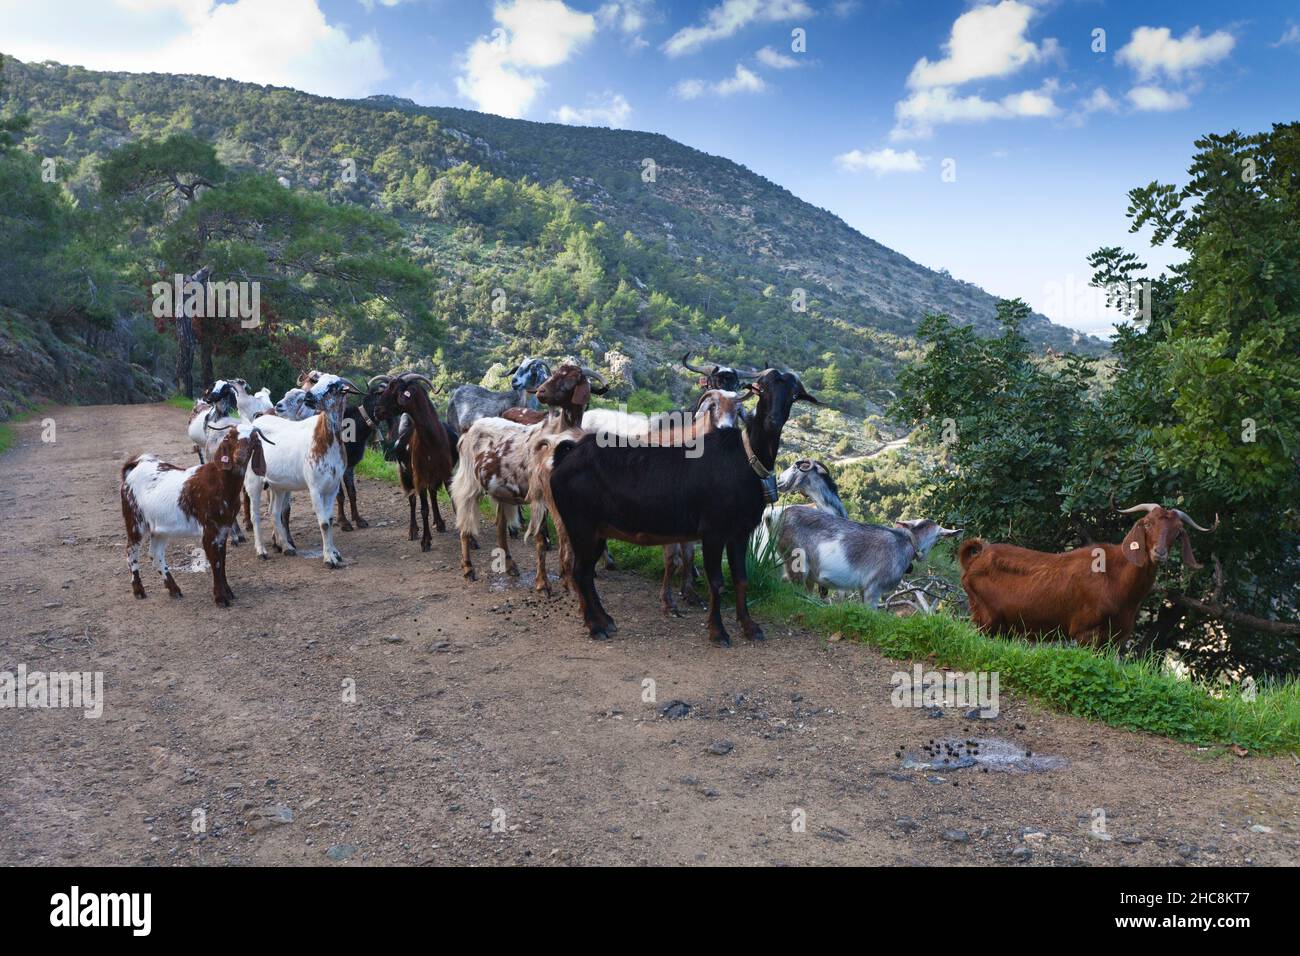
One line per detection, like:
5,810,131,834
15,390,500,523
1,59,1099,442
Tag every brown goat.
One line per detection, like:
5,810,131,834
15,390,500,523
959,503,1215,645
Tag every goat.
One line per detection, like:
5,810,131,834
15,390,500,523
446,357,551,433
580,390,751,614
122,424,272,605
370,371,456,551
548,368,819,645
959,503,1215,645
681,353,758,393
656,390,751,615
242,374,361,567
765,501,958,606
381,411,460,545
452,364,606,593
186,381,238,463
752,459,849,597
227,379,274,420
274,387,312,421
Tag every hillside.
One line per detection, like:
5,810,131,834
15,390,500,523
0,59,1099,447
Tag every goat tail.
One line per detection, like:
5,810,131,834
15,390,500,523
958,538,986,569
449,460,483,538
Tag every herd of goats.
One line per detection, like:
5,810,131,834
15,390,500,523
119,355,1217,647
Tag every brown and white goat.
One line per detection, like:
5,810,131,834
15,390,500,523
452,364,606,593
122,424,271,605
959,503,1216,645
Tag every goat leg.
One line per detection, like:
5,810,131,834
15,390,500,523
496,506,520,576
701,537,731,646
346,470,367,528
419,489,432,552
204,531,230,607
336,485,353,532
727,538,764,641
430,487,446,534
460,531,476,580
660,546,682,617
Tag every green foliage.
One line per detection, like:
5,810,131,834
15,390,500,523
894,299,1097,550
895,127,1300,680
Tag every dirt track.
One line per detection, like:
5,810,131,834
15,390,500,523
0,404,1296,866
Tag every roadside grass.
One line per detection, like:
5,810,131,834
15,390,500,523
323,441,1300,756
0,406,48,456
165,395,195,411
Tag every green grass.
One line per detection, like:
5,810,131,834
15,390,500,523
350,441,1300,756
606,537,1300,756
165,395,195,410
0,406,48,456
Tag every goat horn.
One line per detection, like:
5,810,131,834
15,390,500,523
367,374,392,389
681,353,711,376
1117,502,1160,514
205,421,235,432
336,377,363,395
250,427,276,446
398,372,435,390
1172,509,1218,532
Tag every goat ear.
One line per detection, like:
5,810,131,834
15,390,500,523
1121,520,1148,566
1179,529,1202,570
795,387,822,405
251,437,267,478
572,378,591,408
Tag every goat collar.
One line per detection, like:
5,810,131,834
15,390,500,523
740,427,770,478
355,404,375,429
741,428,779,503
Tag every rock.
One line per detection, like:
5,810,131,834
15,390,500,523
1088,830,1113,841
1248,824,1273,834
1176,844,1198,860
705,740,734,756
1020,829,1049,845
659,700,691,720
248,805,293,831
326,844,357,861
941,829,969,844
1011,846,1033,862
895,817,919,834
1120,835,1143,845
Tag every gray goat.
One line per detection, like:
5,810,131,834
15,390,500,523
765,459,958,606
446,357,551,433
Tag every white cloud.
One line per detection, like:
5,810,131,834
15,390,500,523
1079,87,1118,114
553,91,632,127
906,0,1054,89
675,63,767,99
1275,23,1300,47
0,0,389,99
891,80,1059,140
1126,84,1190,112
834,147,924,175
456,0,596,118
662,0,812,57
756,45,800,69
831,1,859,19
597,0,655,35
1116,26,1235,82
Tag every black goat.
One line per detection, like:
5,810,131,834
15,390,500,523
549,368,819,645
334,385,388,531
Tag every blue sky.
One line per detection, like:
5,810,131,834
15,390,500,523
3,0,1298,335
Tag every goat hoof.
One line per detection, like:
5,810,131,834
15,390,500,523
283,547,297,557
258,552,269,561
745,625,766,642
709,630,732,647
169,590,184,600
355,518,369,529
588,628,610,641
463,567,477,581
133,590,147,600
340,521,353,532
421,541,432,553
435,524,447,533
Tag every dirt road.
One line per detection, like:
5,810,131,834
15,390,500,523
0,404,1295,866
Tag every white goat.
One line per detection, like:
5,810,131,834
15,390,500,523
243,374,360,567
